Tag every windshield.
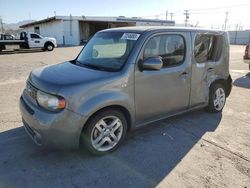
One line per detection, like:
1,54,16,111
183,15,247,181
76,32,140,72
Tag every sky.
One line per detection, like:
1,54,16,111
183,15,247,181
0,0,250,29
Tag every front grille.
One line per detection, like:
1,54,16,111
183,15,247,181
26,82,38,100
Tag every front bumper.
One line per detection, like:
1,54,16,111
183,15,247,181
19,91,87,149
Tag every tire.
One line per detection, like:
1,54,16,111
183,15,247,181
45,43,54,51
206,83,226,113
81,109,127,155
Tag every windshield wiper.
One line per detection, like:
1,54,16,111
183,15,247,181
75,60,116,72
82,63,106,71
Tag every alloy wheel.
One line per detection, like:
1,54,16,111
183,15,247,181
213,88,226,111
91,116,123,152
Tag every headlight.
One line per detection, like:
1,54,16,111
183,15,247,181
36,90,66,111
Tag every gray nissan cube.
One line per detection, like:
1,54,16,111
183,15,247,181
20,27,232,155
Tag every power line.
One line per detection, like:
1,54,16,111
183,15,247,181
188,3,250,12
138,3,250,18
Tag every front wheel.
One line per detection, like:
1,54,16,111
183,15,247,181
206,83,226,113
45,43,54,51
81,109,127,155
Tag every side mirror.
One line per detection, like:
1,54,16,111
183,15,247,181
141,57,163,71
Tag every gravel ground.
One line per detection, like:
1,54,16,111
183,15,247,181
0,45,249,188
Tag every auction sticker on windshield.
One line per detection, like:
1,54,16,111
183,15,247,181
121,33,140,40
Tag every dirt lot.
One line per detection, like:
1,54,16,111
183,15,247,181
0,46,249,188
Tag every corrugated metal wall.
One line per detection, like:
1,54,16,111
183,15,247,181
228,30,250,45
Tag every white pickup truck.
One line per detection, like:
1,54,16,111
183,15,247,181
0,32,57,52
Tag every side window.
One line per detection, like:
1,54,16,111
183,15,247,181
194,34,223,63
143,34,185,68
31,34,41,39
4,35,14,40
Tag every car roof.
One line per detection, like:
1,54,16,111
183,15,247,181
100,26,226,34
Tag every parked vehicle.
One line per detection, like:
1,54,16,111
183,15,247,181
20,27,232,155
243,44,250,70
0,33,16,40
0,32,57,51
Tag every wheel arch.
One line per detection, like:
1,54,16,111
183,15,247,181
44,41,54,48
78,105,132,147
208,75,232,97
84,105,132,131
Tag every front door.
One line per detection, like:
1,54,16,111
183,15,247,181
29,33,42,48
135,33,192,124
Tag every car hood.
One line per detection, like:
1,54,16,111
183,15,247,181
29,61,114,93
44,37,56,41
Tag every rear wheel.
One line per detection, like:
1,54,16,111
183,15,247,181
206,83,226,113
81,109,127,155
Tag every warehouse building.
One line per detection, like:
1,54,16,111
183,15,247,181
19,16,175,45
228,30,250,45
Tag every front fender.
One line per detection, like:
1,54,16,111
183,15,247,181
77,91,135,120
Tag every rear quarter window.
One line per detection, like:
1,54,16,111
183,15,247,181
194,33,223,63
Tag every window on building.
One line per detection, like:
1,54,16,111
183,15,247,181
34,26,40,34
31,34,41,39
194,34,223,63
143,34,185,68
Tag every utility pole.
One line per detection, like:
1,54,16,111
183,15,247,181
224,12,229,31
69,14,72,36
0,17,4,34
170,13,174,21
184,10,189,27
248,30,250,44
166,11,168,20
234,24,238,44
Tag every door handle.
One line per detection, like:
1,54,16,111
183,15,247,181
179,72,188,79
207,67,214,72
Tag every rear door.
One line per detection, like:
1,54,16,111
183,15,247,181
189,32,224,107
134,32,192,124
